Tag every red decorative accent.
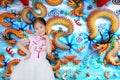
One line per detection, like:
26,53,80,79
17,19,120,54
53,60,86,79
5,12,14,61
20,0,29,6
6,47,14,57
65,54,77,62
61,59,69,64
116,36,120,41
96,0,109,7
74,19,82,26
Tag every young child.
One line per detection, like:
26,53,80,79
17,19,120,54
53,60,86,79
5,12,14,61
10,17,55,80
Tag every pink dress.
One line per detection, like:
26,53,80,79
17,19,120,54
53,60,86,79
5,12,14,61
10,36,55,80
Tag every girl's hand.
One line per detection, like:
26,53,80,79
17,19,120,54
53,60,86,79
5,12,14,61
42,35,49,39
42,35,52,54
24,52,31,60
24,55,30,60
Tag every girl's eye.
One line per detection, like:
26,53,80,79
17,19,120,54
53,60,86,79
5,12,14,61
40,26,42,28
35,28,38,30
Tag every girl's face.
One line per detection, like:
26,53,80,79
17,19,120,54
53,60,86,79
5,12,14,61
34,21,46,36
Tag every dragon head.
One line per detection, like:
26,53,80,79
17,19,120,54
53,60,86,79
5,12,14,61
92,43,109,55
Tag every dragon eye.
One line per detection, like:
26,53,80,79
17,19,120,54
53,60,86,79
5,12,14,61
96,44,99,46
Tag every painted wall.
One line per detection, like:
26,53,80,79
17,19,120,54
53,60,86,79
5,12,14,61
0,0,120,79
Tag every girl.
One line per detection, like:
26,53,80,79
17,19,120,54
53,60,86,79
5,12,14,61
10,17,55,80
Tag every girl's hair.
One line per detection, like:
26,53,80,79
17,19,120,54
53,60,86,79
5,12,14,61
33,17,46,27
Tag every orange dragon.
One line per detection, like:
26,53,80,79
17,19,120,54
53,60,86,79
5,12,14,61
68,0,84,16
0,13,19,27
3,28,26,46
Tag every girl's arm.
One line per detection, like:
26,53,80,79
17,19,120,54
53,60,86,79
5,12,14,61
43,35,54,60
45,36,52,54
17,38,31,59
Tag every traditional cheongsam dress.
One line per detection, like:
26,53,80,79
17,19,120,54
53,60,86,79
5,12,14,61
10,35,55,80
